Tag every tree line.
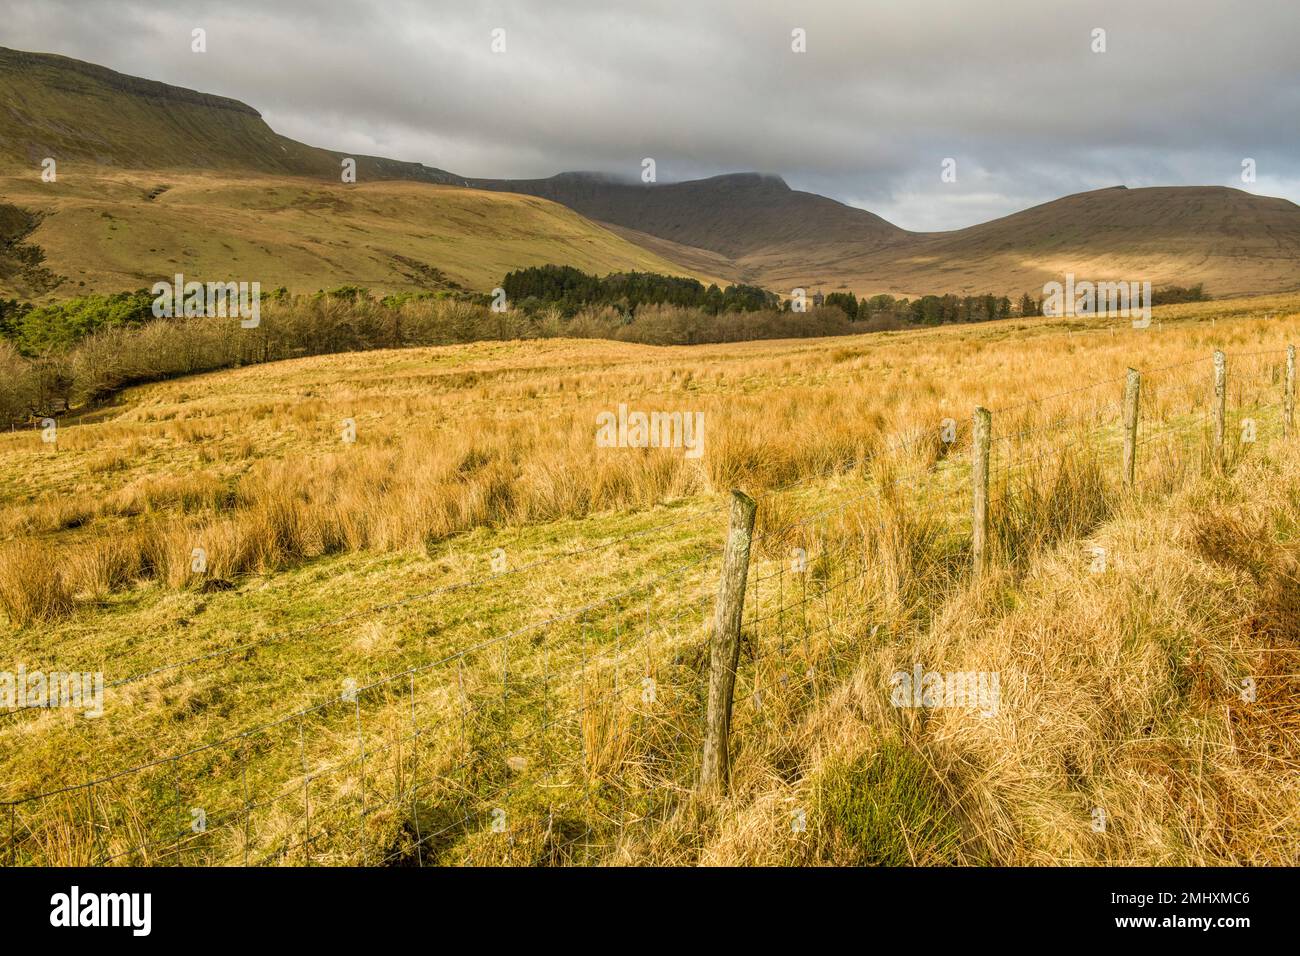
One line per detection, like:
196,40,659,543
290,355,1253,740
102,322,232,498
817,291,1016,325
0,273,1213,424
499,265,778,315
817,283,1208,325
0,287,865,423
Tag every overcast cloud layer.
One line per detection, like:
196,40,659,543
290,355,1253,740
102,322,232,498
6,0,1299,230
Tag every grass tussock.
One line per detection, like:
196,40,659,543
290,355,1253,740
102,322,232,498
0,542,74,626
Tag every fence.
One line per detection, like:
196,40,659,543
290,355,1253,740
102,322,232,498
2,345,1296,865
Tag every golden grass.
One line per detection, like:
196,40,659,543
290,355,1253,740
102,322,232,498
3,293,1294,624
0,166,725,301
3,293,1300,866
647,451,1300,867
0,540,73,626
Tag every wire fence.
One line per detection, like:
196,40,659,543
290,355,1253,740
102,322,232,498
3,345,1295,866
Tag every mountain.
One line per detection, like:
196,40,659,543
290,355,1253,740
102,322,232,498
481,174,1300,299
469,171,908,260
4,45,1300,302
0,48,723,299
0,168,731,301
0,47,455,184
760,184,1300,299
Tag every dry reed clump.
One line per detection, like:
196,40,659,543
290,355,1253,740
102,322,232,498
0,496,96,537
0,542,74,627
991,448,1115,567
65,533,145,600
580,676,639,782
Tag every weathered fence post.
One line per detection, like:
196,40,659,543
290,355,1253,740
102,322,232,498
1286,345,1295,439
972,406,991,574
1122,368,1141,488
699,489,757,796
1213,350,1226,468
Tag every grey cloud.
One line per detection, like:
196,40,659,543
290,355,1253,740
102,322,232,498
8,0,1299,229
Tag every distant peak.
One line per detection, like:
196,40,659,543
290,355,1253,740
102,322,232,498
697,172,790,189
550,170,630,184
543,170,789,190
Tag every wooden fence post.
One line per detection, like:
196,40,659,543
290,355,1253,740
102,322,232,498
1213,350,1226,469
1286,345,1295,439
972,406,991,574
1122,368,1140,488
699,489,757,796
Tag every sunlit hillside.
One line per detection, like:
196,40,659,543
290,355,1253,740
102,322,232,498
0,168,725,301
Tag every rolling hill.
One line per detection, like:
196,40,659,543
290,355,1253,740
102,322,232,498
0,169,727,300
481,173,1300,299
760,184,1300,299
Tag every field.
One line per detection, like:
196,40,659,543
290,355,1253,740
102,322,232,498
0,167,721,302
3,293,1300,865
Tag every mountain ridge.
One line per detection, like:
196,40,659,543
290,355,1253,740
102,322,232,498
5,45,1300,299
0,47,458,185
470,171,1300,297
469,170,909,260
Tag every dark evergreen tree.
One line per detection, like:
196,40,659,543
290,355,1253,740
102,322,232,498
823,291,858,319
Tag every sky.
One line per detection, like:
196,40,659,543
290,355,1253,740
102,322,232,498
6,0,1299,230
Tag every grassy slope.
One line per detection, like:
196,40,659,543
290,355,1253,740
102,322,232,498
597,220,752,286
0,168,726,300
0,46,452,182
3,295,1300,864
747,186,1300,299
